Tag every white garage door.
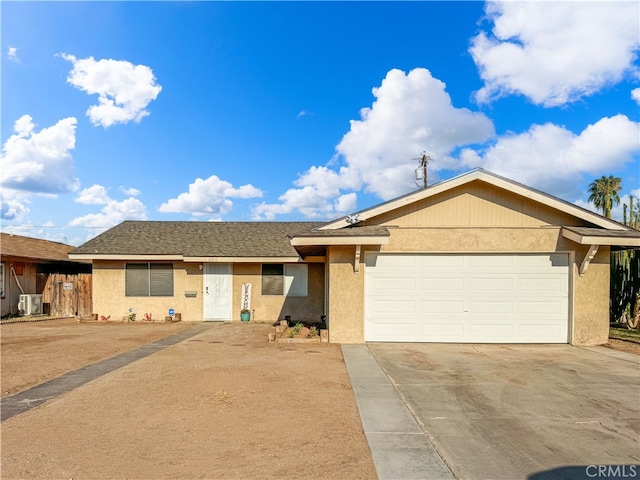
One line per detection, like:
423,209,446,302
365,253,569,343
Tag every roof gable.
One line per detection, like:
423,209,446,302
359,180,590,228
320,169,629,231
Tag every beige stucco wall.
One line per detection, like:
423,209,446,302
91,260,324,324
327,247,365,343
92,260,203,321
572,246,610,345
232,263,325,323
327,182,611,345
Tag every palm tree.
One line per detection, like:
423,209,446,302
588,175,622,218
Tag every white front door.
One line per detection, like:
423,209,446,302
203,263,232,321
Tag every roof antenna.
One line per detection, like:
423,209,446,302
414,152,433,189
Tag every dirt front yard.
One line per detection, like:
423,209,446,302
1,320,376,479
1,318,194,397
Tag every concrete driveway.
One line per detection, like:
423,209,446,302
360,344,640,479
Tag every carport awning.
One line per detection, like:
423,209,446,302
562,227,640,248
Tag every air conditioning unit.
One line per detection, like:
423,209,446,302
18,294,43,315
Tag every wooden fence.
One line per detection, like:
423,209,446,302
41,273,92,317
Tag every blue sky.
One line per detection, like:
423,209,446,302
2,1,639,246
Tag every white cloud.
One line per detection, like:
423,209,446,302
7,46,18,62
471,1,640,106
119,186,141,197
60,53,162,128
75,185,110,205
253,68,494,219
0,115,79,197
159,175,263,218
457,114,640,200
69,185,149,236
253,165,360,220
632,88,640,105
337,68,494,199
252,202,293,221
0,198,29,221
297,110,314,118
253,175,358,221
69,197,148,229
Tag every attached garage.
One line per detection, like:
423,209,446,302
284,170,640,346
364,252,569,343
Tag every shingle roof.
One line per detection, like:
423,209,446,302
70,221,324,258
1,233,77,262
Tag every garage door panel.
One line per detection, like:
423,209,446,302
468,255,514,269
519,277,567,294
469,277,514,293
470,301,513,313
370,277,416,291
367,255,415,268
365,253,569,343
470,323,514,339
421,278,464,291
421,300,465,313
371,300,417,313
418,255,465,268
372,323,416,342
550,254,569,267
518,324,563,339
518,255,554,268
420,324,465,340
518,300,565,315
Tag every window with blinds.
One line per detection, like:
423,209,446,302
261,264,308,297
126,263,173,297
261,263,284,295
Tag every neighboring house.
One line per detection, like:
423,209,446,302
69,169,640,345
1,233,92,317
